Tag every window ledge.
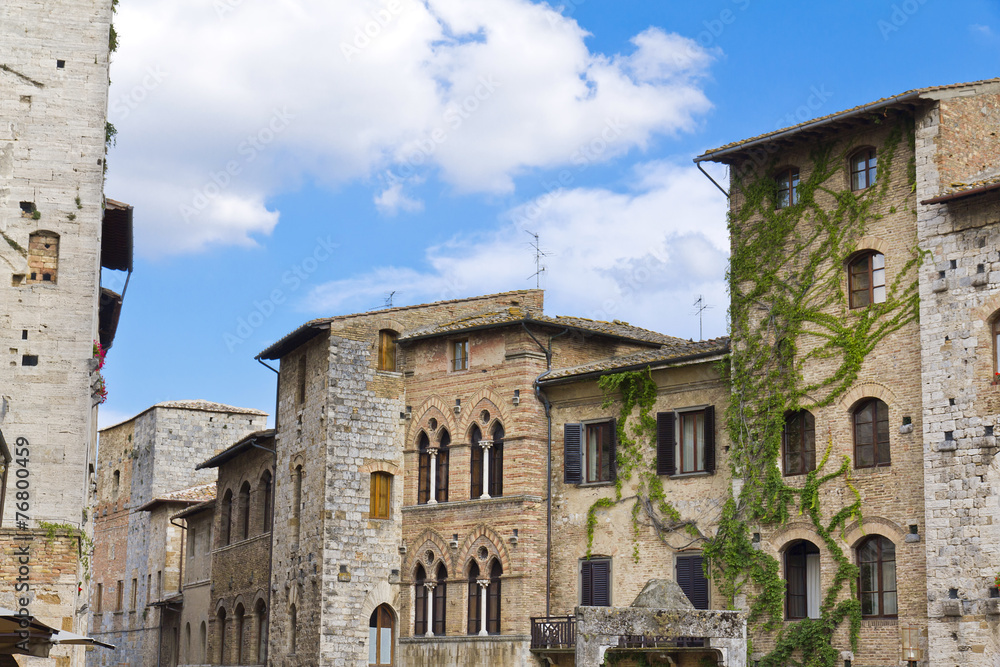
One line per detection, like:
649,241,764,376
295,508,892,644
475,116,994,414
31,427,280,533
403,495,542,512
376,370,403,378
669,472,713,479
577,481,615,488
400,634,530,644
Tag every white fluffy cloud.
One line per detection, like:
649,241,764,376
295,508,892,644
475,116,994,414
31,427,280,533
106,0,715,255
307,160,730,339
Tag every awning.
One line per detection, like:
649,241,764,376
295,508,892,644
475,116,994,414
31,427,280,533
101,199,133,272
0,607,114,657
98,287,123,350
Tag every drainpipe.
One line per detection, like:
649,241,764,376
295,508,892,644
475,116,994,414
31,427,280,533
256,356,280,663
521,324,568,618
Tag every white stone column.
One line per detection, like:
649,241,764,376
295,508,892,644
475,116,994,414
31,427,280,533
428,447,438,504
480,440,493,500
424,581,436,636
477,579,490,636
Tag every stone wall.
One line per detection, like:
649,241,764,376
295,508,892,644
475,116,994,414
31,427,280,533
0,1,115,664
179,504,214,666
915,80,1000,666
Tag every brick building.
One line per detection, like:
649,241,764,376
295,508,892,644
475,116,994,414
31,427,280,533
87,402,266,667
694,77,1000,666
0,0,131,664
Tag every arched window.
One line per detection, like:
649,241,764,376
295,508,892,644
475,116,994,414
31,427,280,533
848,251,886,309
289,604,297,654
858,536,897,618
184,622,191,664
370,472,392,520
434,563,447,636
783,410,816,476
470,426,484,499
200,621,207,663
292,465,303,546
369,604,395,666
26,231,59,284
435,430,450,503
414,564,428,636
216,608,227,665
260,471,272,534
238,482,251,541
486,559,502,635
775,167,800,208
489,423,504,497
112,470,120,498
466,561,481,635
255,599,267,664
850,147,877,190
853,398,890,468
378,330,398,371
417,433,431,505
220,490,233,546
234,603,246,665
785,540,820,619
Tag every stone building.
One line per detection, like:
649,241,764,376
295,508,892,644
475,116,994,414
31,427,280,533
87,402,266,666
196,430,275,667
173,498,215,666
694,77,1000,666
0,0,131,664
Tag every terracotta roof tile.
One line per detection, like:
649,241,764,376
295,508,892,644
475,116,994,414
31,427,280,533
541,337,730,382
137,482,216,512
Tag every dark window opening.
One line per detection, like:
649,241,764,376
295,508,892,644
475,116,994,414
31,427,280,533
21,355,38,366
783,410,816,476
585,421,615,483
785,540,820,619
858,536,897,618
775,168,800,209
676,554,709,610
56,60,65,69
581,558,611,606
853,398,890,468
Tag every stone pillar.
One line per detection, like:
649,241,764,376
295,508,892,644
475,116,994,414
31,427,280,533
424,582,436,637
478,579,490,636
480,440,493,500
428,447,438,504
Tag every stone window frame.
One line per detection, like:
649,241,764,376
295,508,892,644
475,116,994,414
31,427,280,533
369,471,392,520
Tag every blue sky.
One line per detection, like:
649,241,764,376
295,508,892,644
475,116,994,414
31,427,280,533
99,0,1000,427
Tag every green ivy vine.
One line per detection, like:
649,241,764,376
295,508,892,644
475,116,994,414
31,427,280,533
705,115,923,665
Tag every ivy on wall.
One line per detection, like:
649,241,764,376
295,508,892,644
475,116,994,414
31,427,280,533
590,116,923,666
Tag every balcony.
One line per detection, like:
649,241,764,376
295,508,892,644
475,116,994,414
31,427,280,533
530,616,575,652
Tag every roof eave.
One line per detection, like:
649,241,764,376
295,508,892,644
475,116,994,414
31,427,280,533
921,181,1000,205
539,349,729,386
694,91,924,164
256,322,330,361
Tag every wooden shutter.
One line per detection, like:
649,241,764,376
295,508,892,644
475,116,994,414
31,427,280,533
608,419,617,482
467,567,480,635
703,406,716,474
436,448,449,503
591,560,610,606
418,452,430,504
564,423,583,484
677,554,709,610
657,412,676,476
414,571,427,635
581,561,592,605
470,445,483,498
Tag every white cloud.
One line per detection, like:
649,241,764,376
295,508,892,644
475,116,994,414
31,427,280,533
374,181,424,215
970,24,993,36
306,160,730,339
106,0,715,255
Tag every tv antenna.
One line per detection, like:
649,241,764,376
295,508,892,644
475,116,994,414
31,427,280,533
693,295,712,340
384,291,396,308
526,231,549,288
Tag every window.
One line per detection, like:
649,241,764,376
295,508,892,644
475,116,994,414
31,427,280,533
580,558,611,606
858,536,897,617
368,604,394,666
451,339,469,371
370,472,392,519
679,411,706,474
489,423,504,497
95,583,103,613
26,231,59,284
414,564,428,636
292,465,302,546
850,147,877,190
185,623,191,664
238,481,251,541
255,600,267,664
188,528,197,558
583,421,616,483
785,540,820,619
146,573,151,605
467,561,481,635
112,470,120,498
296,355,306,405
116,580,123,611
288,604,297,654
417,432,431,505
217,608,227,664
656,409,717,476
234,603,246,665
260,471,272,533
156,571,161,599
470,425,483,498
220,490,233,546
200,621,207,664
848,251,886,309
676,554,709,609
486,559,502,635
378,330,398,371
783,410,816,476
775,168,800,208
853,398,890,468
433,563,447,636
435,430,450,503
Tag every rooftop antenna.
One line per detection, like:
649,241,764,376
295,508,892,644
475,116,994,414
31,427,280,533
693,295,713,340
384,291,396,309
526,230,549,289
